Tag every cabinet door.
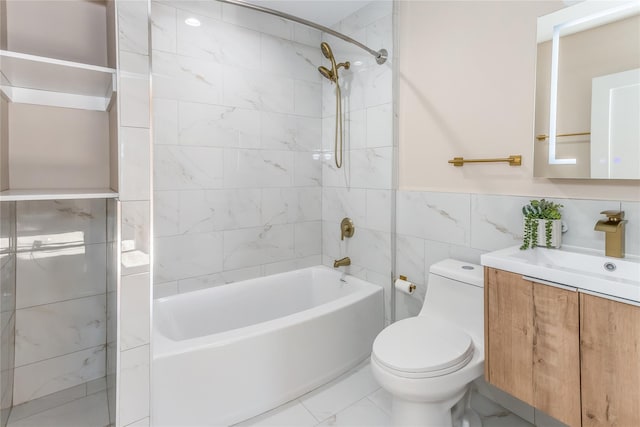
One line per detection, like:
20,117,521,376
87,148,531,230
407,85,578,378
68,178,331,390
533,283,581,427
580,294,640,427
485,268,534,406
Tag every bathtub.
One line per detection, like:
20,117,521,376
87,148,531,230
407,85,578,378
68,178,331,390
152,266,384,426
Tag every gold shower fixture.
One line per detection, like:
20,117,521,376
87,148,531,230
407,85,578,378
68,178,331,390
318,42,350,168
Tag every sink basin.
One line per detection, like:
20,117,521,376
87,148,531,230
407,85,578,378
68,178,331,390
481,245,640,303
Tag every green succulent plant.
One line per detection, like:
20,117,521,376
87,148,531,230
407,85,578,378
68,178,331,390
520,199,563,250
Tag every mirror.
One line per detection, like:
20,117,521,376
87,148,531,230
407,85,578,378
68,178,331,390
534,1,640,179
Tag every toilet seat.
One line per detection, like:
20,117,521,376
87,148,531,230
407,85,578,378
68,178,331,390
372,315,475,379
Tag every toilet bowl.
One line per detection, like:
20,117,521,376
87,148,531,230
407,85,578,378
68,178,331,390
371,259,484,427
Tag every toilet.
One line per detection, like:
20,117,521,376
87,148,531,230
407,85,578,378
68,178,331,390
371,259,484,427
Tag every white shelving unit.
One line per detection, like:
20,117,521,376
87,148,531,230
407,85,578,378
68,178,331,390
0,188,118,202
0,50,116,111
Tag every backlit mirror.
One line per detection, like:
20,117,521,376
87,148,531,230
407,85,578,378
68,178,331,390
534,1,640,179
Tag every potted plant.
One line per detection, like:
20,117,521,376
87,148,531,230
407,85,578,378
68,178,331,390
520,199,563,250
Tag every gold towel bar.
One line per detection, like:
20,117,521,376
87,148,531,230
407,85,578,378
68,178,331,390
448,155,522,167
536,132,591,141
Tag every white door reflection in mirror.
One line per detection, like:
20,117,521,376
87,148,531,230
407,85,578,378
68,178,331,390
591,68,640,179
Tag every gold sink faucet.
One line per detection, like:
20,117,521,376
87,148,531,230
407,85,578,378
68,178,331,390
333,257,351,268
594,210,627,258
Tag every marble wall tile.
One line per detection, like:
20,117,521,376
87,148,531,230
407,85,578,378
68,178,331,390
121,201,151,276
178,102,260,148
293,23,322,47
294,221,322,258
366,103,392,148
154,145,224,190
158,0,221,20
0,202,15,253
350,148,393,190
150,1,176,54
366,13,394,58
152,50,222,103
621,201,640,255
365,189,392,232
322,187,367,225
396,191,471,245
363,63,393,109
261,113,321,152
120,273,150,351
395,234,425,287
222,65,295,113
260,36,321,83
153,281,178,299
347,228,391,276
16,244,106,309
177,9,261,69
470,194,530,252
0,253,15,314
119,127,151,201
119,72,150,129
153,191,179,237
154,232,223,282
13,345,105,405
263,255,322,276
125,417,150,427
557,198,622,251
223,149,294,188
294,151,322,187
152,98,178,145
176,266,261,294
338,1,393,35
118,345,149,427
118,0,150,56
223,224,295,270
15,295,106,366
294,80,322,118
221,3,293,41
16,200,106,250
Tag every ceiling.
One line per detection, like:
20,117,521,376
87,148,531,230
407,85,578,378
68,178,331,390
243,0,372,27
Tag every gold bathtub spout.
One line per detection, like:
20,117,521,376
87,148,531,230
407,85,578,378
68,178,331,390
333,257,351,268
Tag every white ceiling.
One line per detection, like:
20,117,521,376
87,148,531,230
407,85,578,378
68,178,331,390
243,0,371,27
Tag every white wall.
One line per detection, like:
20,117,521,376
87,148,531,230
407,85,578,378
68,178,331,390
397,0,640,201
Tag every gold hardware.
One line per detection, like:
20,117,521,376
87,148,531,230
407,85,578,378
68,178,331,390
398,275,416,292
536,132,591,141
333,257,351,268
318,42,350,169
594,210,626,258
340,217,354,240
448,155,522,167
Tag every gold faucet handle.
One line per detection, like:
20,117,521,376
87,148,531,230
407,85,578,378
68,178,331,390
601,210,625,222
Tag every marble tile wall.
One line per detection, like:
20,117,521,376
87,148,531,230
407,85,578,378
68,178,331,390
115,0,153,425
151,0,324,298
0,202,15,427
320,2,394,320
394,190,640,319
11,200,107,406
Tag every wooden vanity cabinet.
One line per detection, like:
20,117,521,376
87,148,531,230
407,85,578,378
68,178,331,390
580,293,640,427
484,267,581,427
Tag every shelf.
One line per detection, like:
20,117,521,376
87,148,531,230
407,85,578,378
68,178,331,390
0,50,116,111
0,189,118,202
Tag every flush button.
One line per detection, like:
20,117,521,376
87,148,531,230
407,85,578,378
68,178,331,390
604,262,617,272
462,265,474,270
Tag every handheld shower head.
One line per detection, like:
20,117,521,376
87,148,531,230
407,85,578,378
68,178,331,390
320,42,333,59
318,65,334,82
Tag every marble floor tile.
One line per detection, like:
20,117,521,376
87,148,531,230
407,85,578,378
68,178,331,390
316,397,391,426
299,362,381,422
8,390,109,427
234,399,318,427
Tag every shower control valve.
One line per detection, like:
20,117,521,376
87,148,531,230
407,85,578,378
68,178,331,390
340,217,355,241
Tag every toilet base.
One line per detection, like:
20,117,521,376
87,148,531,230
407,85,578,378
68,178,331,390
390,390,466,427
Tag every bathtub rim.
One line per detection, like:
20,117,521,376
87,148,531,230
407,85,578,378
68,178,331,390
153,266,384,358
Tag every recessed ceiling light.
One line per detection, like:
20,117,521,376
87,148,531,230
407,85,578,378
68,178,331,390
185,18,201,27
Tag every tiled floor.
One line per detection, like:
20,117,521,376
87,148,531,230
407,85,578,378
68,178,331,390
7,378,109,427
235,360,535,427
5,361,533,427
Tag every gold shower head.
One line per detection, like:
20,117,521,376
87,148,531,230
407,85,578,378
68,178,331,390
318,65,335,82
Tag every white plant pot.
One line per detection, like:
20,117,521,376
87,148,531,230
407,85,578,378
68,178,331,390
535,219,562,248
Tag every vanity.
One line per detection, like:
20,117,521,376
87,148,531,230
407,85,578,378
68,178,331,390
481,246,640,427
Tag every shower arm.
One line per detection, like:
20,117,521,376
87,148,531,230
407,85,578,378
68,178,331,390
215,0,388,65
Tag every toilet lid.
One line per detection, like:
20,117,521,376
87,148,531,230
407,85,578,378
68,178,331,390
372,316,474,377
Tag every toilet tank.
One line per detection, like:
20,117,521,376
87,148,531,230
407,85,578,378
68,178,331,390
418,259,484,343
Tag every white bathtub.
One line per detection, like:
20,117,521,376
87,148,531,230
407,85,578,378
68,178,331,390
152,266,384,426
